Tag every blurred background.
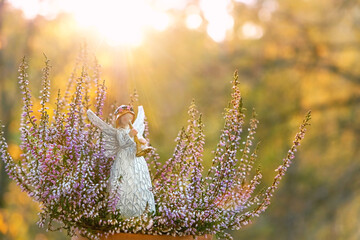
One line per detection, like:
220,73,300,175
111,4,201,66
0,0,359,239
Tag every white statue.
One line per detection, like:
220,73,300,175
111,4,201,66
87,105,155,218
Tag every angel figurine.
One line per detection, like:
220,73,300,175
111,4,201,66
87,105,156,218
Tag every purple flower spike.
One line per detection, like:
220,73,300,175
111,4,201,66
0,55,310,240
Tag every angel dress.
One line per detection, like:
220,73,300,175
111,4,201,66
87,106,155,218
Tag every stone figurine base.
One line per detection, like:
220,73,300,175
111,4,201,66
72,233,213,240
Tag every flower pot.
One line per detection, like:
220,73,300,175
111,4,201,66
72,233,213,240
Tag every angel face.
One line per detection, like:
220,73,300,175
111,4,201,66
117,113,134,128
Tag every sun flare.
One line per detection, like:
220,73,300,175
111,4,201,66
8,0,171,47
7,0,250,45
72,0,170,47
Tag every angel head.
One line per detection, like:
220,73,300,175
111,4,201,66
115,105,135,128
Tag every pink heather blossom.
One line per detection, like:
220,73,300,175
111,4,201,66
0,56,311,240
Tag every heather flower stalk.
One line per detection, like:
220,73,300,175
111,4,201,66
0,55,310,240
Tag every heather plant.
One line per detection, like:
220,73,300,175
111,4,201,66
0,55,311,240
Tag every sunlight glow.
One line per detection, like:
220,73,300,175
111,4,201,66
241,22,264,39
258,0,279,21
150,12,171,32
200,0,234,42
72,0,154,47
8,0,58,20
7,0,258,45
235,0,257,5
207,15,234,42
7,0,171,47
186,14,203,29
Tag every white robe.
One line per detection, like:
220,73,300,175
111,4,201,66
87,108,155,218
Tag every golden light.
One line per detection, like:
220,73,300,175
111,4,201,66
258,0,279,22
200,0,234,42
150,12,171,32
206,15,234,43
71,0,167,47
8,0,44,19
7,0,253,45
241,21,263,39
186,14,203,30
235,0,257,5
7,0,172,47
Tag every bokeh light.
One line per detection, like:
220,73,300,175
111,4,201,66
6,0,245,45
186,14,203,30
241,22,263,39
7,0,173,47
200,0,234,42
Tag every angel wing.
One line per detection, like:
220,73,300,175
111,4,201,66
87,109,119,158
132,105,146,139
